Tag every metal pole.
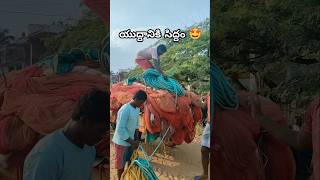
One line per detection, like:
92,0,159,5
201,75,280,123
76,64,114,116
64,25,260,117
4,45,6,64
30,43,33,65
0,64,8,88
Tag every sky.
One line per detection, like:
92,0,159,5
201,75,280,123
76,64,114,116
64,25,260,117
0,0,83,36
110,0,210,72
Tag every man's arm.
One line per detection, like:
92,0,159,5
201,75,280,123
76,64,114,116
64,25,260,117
251,95,312,152
116,108,131,141
125,138,139,150
150,48,164,75
256,115,304,150
127,118,141,148
117,108,139,148
23,152,60,180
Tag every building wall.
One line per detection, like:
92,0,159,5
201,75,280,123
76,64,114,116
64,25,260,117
28,37,48,64
111,75,119,84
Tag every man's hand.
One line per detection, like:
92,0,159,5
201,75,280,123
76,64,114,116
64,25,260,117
131,140,139,150
126,139,139,150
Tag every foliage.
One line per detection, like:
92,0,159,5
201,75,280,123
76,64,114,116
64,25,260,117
127,19,210,95
212,0,320,69
0,29,14,45
211,0,320,106
127,68,144,78
44,11,107,52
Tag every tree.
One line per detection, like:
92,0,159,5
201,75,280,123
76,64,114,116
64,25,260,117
0,29,14,45
44,11,106,51
212,0,320,72
211,0,320,108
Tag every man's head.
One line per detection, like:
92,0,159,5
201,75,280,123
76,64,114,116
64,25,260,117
157,44,167,56
131,90,147,108
72,89,108,146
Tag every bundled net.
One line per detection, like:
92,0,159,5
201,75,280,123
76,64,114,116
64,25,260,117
211,63,295,180
111,80,202,146
0,45,109,180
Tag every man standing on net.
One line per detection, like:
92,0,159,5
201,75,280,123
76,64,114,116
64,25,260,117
135,44,167,75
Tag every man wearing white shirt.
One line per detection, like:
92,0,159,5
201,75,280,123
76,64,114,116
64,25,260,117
135,44,167,75
112,90,147,180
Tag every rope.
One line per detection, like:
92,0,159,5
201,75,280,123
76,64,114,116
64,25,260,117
211,63,239,110
127,68,185,96
147,127,170,160
99,35,109,71
121,127,170,180
99,165,103,180
35,37,109,74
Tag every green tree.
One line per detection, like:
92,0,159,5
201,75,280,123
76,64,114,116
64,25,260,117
212,0,320,72
211,0,320,107
44,11,107,51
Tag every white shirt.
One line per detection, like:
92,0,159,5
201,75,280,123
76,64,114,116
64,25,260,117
136,47,158,60
24,129,96,180
136,47,161,70
112,103,140,146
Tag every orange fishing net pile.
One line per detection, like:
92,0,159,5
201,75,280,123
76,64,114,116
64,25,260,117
212,91,296,180
111,82,203,145
0,65,109,179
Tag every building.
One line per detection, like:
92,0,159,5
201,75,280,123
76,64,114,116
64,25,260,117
111,71,119,84
0,36,30,73
27,23,66,64
118,68,131,81
110,69,132,84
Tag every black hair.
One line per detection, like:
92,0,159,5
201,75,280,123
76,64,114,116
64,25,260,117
157,44,167,55
133,90,147,101
72,89,108,123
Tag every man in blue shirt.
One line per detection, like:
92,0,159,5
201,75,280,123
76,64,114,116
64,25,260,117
112,90,147,180
23,89,108,180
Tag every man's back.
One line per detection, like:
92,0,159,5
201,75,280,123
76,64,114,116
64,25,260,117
23,129,96,180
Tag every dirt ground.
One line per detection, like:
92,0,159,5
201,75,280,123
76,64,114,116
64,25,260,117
109,135,204,180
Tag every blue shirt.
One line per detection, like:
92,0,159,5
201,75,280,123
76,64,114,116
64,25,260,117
23,129,96,180
112,103,140,146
